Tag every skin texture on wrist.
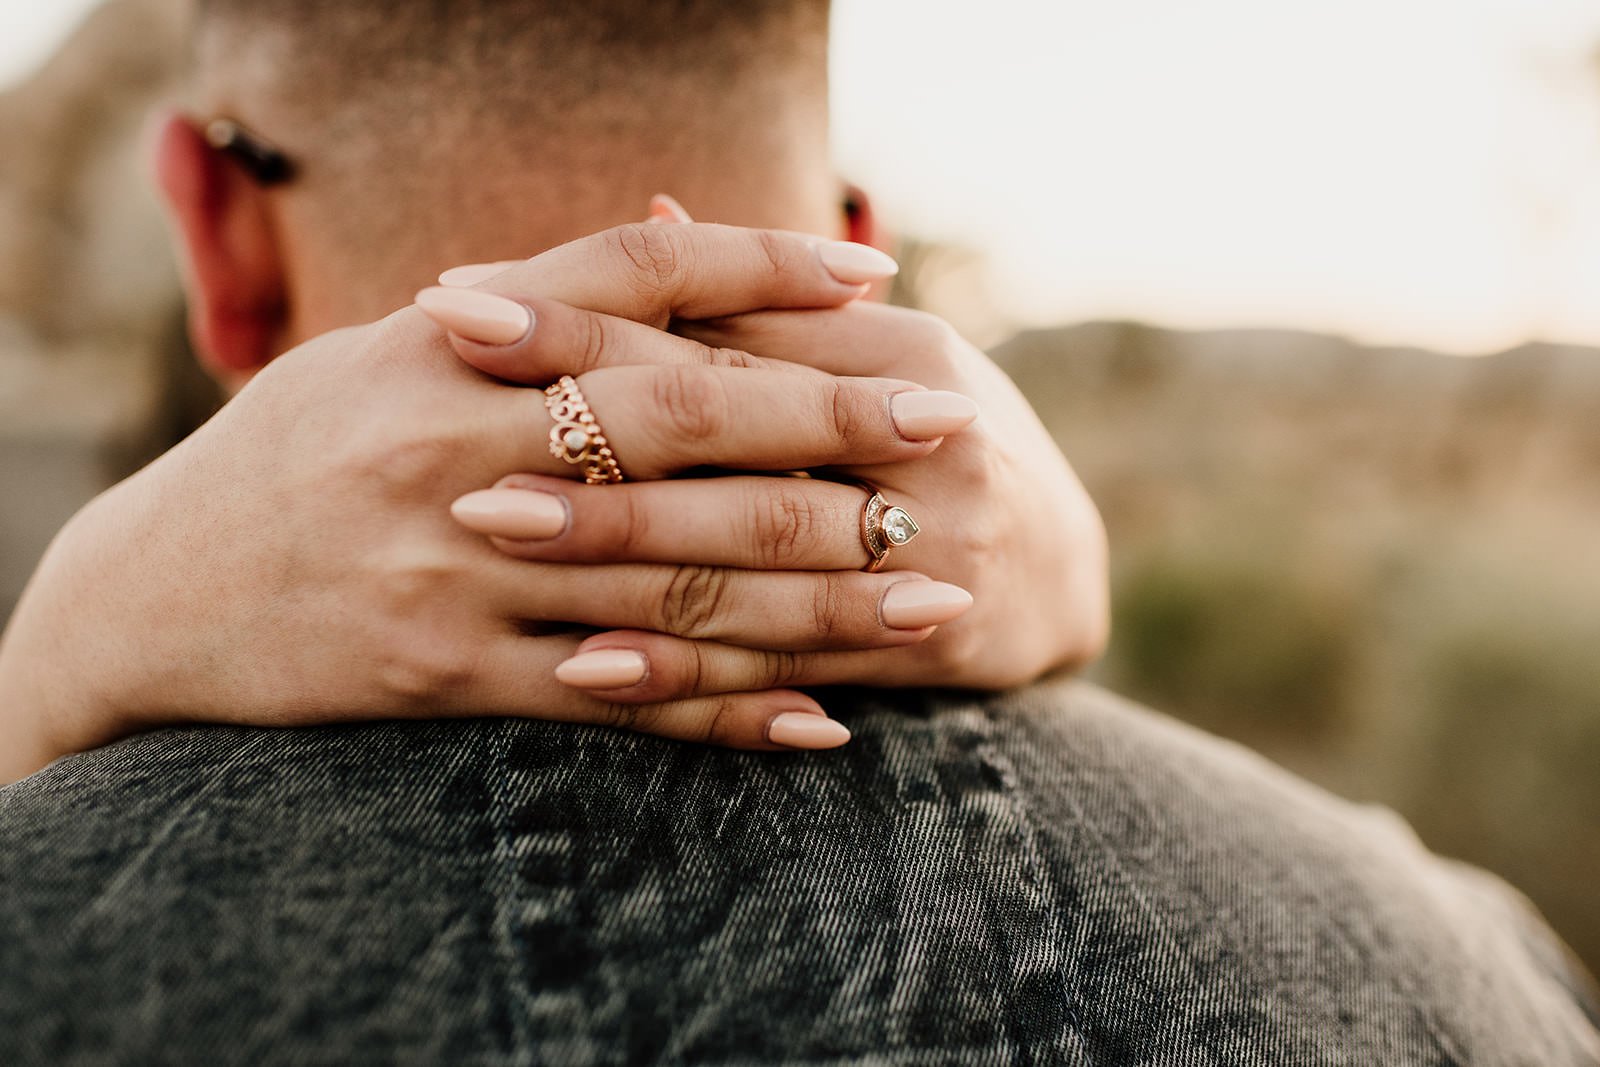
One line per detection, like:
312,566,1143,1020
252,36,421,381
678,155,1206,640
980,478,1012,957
0,482,167,782
0,543,104,783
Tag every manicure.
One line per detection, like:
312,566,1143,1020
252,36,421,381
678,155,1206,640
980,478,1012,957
415,286,532,345
816,241,899,285
768,712,851,750
880,580,974,630
890,390,978,440
451,488,568,540
648,193,693,223
555,649,650,690
437,262,519,287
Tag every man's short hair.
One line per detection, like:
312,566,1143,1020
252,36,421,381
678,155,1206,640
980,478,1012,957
193,0,833,168
191,0,834,272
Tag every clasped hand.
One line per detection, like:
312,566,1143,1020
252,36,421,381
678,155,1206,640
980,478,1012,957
0,220,1106,780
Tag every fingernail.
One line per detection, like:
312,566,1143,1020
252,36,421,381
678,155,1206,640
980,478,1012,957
649,193,693,223
881,581,974,630
438,262,511,287
768,712,851,750
556,649,649,690
816,241,899,284
415,286,532,345
890,390,979,440
451,488,568,540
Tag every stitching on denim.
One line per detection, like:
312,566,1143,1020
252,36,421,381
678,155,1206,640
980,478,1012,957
969,704,1098,1066
484,726,536,1067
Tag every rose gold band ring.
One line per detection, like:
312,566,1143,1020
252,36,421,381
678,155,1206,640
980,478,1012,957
544,375,626,485
841,477,921,572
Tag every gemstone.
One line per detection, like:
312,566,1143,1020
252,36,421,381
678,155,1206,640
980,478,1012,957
562,428,590,453
882,506,919,546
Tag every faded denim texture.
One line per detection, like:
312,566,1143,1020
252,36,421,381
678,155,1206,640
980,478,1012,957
2,679,1597,1066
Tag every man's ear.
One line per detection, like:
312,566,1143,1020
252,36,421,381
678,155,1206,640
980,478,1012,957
842,183,894,300
153,112,287,384
842,182,886,248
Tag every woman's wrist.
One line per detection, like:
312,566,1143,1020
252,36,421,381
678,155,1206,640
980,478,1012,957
0,489,155,782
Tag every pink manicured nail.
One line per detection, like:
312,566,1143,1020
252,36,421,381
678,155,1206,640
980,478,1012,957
437,262,517,287
415,286,531,345
816,241,899,284
890,390,978,440
556,649,649,690
880,581,974,630
451,488,568,540
768,712,851,750
648,193,693,223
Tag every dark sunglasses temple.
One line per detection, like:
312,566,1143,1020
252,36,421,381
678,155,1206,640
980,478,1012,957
204,118,295,185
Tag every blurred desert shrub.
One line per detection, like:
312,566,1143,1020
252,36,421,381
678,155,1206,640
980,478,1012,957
993,320,1600,973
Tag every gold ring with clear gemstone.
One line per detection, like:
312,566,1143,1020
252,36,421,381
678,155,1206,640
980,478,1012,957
544,375,626,485
848,478,919,572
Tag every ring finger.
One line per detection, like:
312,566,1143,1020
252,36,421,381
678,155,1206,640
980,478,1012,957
499,364,974,482
481,557,973,652
453,473,913,572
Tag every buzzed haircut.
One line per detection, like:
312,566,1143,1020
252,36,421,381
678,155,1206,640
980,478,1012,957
192,0,833,173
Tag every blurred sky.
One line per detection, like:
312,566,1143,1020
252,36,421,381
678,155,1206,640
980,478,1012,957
7,0,1600,353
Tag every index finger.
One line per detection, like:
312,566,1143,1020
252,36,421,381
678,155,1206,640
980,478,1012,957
472,223,899,328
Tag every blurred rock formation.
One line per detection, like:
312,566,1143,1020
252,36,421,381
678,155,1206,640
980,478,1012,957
0,0,207,614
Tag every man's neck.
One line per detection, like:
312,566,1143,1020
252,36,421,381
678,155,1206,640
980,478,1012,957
270,148,842,347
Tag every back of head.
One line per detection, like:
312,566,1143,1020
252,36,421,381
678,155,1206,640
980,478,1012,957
190,0,837,325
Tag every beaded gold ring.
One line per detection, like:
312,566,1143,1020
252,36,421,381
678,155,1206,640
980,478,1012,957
544,375,626,485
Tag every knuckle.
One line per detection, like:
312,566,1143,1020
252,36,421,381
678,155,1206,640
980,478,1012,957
924,622,985,680
952,503,1004,568
347,429,458,502
612,488,653,558
363,552,480,706
905,307,960,351
809,572,853,643
595,700,646,731
373,642,478,709
754,228,797,278
758,650,806,690
681,640,711,696
700,696,740,745
704,345,760,370
368,544,456,619
751,486,819,569
575,307,612,375
611,223,684,299
822,377,861,448
651,366,728,443
657,565,733,639
944,437,1004,501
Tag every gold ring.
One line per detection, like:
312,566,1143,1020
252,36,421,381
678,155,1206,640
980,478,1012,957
847,478,920,572
544,375,626,485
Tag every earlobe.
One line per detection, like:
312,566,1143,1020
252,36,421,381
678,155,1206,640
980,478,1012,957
153,112,287,380
841,183,894,300
842,182,880,247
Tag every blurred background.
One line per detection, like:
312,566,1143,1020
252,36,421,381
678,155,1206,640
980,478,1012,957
2,0,1597,971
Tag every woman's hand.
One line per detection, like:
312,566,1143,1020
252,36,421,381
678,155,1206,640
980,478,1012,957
434,246,1108,704
0,224,948,781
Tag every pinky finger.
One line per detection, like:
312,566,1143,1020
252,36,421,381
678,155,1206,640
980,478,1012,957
438,260,527,287
470,635,852,751
436,196,688,285
551,630,885,706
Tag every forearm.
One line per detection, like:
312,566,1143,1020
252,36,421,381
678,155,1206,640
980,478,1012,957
1,571,91,783
0,495,146,783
